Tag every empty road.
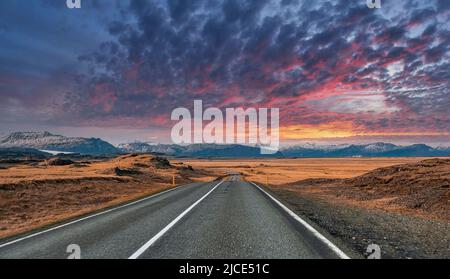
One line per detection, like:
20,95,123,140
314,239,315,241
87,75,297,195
0,176,349,259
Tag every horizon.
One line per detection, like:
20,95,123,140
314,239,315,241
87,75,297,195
1,130,449,149
1,0,449,147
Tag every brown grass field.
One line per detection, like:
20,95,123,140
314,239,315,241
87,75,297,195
0,155,215,238
175,157,431,185
178,157,449,221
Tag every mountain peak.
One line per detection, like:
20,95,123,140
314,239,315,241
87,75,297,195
281,142,448,158
0,131,118,155
6,131,56,139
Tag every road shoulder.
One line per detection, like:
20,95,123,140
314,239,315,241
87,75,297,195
266,187,450,259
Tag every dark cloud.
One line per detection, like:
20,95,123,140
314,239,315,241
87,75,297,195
0,0,449,139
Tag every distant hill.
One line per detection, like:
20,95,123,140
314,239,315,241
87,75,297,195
118,142,282,158
118,142,184,155
6,132,444,158
0,147,51,160
281,142,450,158
0,132,119,155
179,144,283,158
118,141,450,158
337,158,450,219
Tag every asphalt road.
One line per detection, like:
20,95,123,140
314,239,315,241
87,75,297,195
0,175,349,259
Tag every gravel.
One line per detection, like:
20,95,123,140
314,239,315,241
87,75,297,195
269,188,450,259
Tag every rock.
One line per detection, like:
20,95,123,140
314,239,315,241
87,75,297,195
181,165,194,171
47,157,74,166
113,167,142,176
151,157,172,169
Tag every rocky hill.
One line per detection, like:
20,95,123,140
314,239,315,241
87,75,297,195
286,158,450,219
0,132,119,155
0,147,50,160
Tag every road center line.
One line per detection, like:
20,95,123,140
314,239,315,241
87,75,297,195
250,182,350,259
128,180,224,259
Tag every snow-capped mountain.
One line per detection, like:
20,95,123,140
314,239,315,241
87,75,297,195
436,146,450,152
0,132,119,155
361,142,398,153
118,141,450,158
281,142,449,158
280,143,352,157
118,143,282,157
281,143,351,151
118,142,184,155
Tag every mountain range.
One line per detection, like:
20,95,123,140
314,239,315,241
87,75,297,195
1,132,449,158
0,132,118,155
118,142,282,157
119,141,450,158
280,142,450,158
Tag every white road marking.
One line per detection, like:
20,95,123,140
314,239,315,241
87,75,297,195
129,180,224,259
0,183,194,249
250,182,351,259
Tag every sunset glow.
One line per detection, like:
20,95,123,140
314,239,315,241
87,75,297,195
0,0,449,146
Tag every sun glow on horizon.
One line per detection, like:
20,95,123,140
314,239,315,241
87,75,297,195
280,123,450,140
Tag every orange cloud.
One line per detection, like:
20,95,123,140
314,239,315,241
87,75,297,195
280,122,450,140
280,122,357,139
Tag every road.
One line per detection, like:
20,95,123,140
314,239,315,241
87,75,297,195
0,175,349,259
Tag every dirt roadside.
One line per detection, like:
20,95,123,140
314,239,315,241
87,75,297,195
262,159,450,259
268,188,449,259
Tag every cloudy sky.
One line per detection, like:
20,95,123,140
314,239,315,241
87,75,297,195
0,0,449,146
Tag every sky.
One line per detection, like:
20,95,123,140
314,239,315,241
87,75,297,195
0,0,449,146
